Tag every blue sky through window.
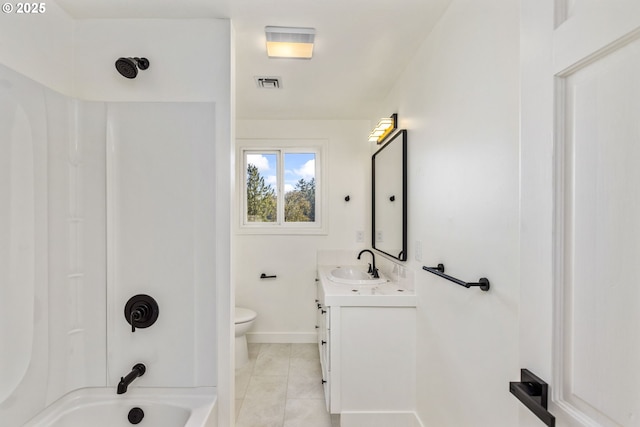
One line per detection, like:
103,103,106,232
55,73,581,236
284,153,315,193
247,152,315,194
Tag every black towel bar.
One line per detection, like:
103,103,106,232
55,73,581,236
422,263,490,291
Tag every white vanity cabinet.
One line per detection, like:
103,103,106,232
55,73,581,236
316,266,417,426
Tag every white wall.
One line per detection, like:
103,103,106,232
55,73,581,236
0,15,231,103
0,14,233,425
71,18,233,424
235,120,371,342
105,102,216,387
71,17,231,390
375,0,521,425
0,63,111,426
46,97,108,400
0,65,53,426
73,19,230,102
0,1,74,94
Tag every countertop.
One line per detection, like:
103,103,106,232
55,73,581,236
317,265,417,307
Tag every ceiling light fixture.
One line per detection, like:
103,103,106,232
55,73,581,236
265,26,315,59
368,114,397,144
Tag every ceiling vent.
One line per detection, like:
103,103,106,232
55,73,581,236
255,76,282,89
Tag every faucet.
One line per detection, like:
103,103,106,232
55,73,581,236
117,363,146,394
357,249,379,278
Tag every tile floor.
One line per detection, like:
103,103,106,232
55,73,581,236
235,343,340,427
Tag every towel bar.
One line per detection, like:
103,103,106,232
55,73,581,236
422,263,490,291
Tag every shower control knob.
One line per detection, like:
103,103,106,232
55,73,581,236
124,294,159,333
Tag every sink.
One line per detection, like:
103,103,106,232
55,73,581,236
327,266,388,285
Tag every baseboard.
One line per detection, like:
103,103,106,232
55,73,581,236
340,411,422,427
246,332,317,343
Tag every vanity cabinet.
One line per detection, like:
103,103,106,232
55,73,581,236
316,268,417,426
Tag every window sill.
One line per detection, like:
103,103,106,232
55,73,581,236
236,224,328,236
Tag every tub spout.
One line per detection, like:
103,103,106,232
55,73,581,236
117,363,146,394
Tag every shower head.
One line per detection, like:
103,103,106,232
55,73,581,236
115,57,150,79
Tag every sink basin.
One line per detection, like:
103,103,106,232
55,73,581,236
327,266,388,285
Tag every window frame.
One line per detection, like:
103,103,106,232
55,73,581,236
236,139,328,235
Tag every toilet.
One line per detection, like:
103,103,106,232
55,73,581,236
234,307,257,368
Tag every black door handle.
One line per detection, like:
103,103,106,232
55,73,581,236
510,369,555,426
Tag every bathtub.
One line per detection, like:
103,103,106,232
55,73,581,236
23,387,217,427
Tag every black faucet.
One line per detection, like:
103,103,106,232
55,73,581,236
117,363,146,394
357,249,379,278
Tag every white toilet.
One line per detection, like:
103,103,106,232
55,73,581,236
235,307,257,368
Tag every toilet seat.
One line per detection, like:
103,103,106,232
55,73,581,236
235,307,257,324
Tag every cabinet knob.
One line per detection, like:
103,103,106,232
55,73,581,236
321,340,326,345
315,325,319,329
321,309,326,314
322,379,327,384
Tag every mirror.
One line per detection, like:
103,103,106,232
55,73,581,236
372,129,407,261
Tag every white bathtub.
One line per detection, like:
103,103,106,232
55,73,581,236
23,387,217,427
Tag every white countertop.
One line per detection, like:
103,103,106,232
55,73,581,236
317,265,417,307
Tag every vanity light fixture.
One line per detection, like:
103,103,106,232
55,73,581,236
368,114,397,144
265,26,316,59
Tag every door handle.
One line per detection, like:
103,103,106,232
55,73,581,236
510,369,555,427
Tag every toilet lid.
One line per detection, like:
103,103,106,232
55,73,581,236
235,307,257,324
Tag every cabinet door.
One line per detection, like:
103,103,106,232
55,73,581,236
317,304,330,411
315,298,323,353
339,307,415,412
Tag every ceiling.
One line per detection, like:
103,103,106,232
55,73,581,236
54,0,451,120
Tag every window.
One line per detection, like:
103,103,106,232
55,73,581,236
238,140,327,234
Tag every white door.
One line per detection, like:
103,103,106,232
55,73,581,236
520,1,640,427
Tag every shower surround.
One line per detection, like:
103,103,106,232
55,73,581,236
0,62,218,425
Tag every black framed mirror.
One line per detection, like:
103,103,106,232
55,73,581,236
372,129,407,261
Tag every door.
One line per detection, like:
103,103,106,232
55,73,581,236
520,1,640,426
